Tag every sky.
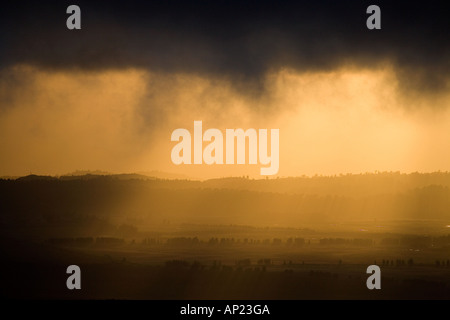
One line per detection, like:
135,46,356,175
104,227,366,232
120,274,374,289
0,0,449,178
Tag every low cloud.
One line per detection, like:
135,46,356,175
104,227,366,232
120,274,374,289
0,0,448,101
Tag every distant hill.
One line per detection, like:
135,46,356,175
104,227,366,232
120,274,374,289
64,170,111,176
137,170,191,180
6,171,450,196
60,173,154,181
0,176,19,180
61,170,190,180
16,174,57,181
1,172,449,232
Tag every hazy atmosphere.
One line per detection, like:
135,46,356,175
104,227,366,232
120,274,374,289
1,0,449,178
1,0,449,301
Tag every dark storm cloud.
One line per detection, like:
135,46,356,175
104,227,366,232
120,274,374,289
0,0,449,93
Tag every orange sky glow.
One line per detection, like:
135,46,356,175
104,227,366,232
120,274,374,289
1,64,449,179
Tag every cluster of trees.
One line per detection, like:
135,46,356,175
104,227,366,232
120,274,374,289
142,238,162,245
166,237,200,246
165,237,301,246
48,234,450,249
319,238,373,246
381,259,414,267
200,172,450,197
163,259,269,273
380,235,450,248
48,236,124,246
151,237,309,246
381,259,450,267
435,260,450,267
